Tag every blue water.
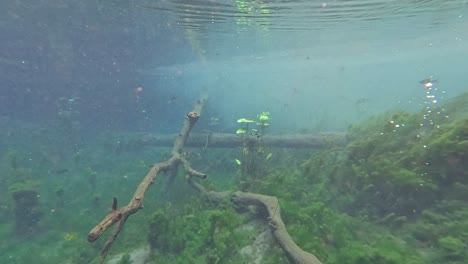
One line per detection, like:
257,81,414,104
1,1,468,263
2,1,467,132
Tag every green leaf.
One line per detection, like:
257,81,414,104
236,128,246,134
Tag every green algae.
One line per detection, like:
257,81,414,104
147,202,252,264
250,93,468,263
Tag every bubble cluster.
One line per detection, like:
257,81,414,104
419,77,448,128
386,120,406,133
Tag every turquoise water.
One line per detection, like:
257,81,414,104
1,1,468,263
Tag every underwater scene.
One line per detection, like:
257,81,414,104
1,1,468,263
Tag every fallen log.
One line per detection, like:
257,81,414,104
118,132,346,150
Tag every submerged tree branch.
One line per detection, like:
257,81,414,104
187,176,323,264
88,98,207,262
231,192,322,264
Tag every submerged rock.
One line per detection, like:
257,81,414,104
238,219,274,264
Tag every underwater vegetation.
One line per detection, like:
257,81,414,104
289,93,468,263
235,112,272,191
147,202,254,264
341,98,467,219
0,93,467,264
138,93,468,264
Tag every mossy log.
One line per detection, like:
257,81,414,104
117,132,346,150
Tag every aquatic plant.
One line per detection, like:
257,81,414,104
419,119,468,185
402,200,468,262
147,203,251,263
235,112,272,191
333,100,467,219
